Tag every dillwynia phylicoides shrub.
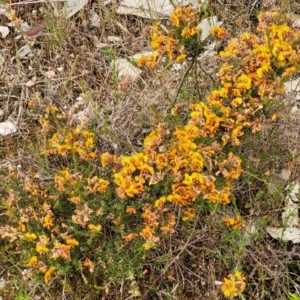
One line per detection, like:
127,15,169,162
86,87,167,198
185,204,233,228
1,6,300,298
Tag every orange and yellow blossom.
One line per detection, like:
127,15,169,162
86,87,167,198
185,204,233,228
224,215,245,229
122,233,138,243
235,74,252,91
44,266,56,284
50,242,72,260
43,212,54,229
137,55,149,67
83,258,95,273
154,196,167,208
142,236,160,250
221,277,239,297
65,238,79,247
101,152,118,167
27,256,39,267
204,187,231,205
181,27,200,38
176,53,187,62
169,7,182,27
126,207,137,215
210,27,227,38
88,224,102,232
222,271,246,297
36,235,50,254
167,184,197,206
23,232,38,241
182,208,195,221
69,196,81,204
160,224,175,234
141,225,155,239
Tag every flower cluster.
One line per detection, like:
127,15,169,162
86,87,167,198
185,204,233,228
224,215,245,229
222,271,246,298
0,108,112,283
137,5,202,68
210,26,228,38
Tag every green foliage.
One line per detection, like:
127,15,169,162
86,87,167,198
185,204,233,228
289,293,300,300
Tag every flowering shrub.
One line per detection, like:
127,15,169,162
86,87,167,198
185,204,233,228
1,6,300,298
137,5,204,68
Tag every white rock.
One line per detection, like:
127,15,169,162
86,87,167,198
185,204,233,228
114,58,142,82
0,278,5,289
116,0,205,19
284,78,300,93
266,227,300,244
65,0,88,18
291,13,300,27
279,168,292,181
89,10,101,27
282,200,298,227
0,26,9,38
0,121,17,135
16,45,31,59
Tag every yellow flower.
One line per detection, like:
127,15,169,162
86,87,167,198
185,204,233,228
160,225,173,234
181,27,199,38
155,153,168,170
175,53,187,62
182,208,195,222
23,232,38,241
88,224,102,232
141,226,154,239
125,183,140,197
36,243,49,254
221,277,239,297
8,10,16,21
56,144,72,155
169,8,181,27
154,196,166,208
137,55,149,67
17,222,26,232
44,266,56,284
122,233,138,243
95,178,110,193
126,207,137,215
210,27,227,38
271,113,277,121
50,242,71,260
101,152,118,167
82,130,94,140
234,271,246,283
66,238,79,247
70,196,81,204
139,164,154,175
43,213,54,229
236,74,252,90
150,35,165,49
83,258,95,273
204,110,222,134
218,189,231,205
224,215,245,229
231,97,243,108
142,236,159,250
112,215,122,225
27,256,38,267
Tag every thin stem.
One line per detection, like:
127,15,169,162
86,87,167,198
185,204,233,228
171,58,195,106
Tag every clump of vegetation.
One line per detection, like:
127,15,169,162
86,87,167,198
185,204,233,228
1,2,300,299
